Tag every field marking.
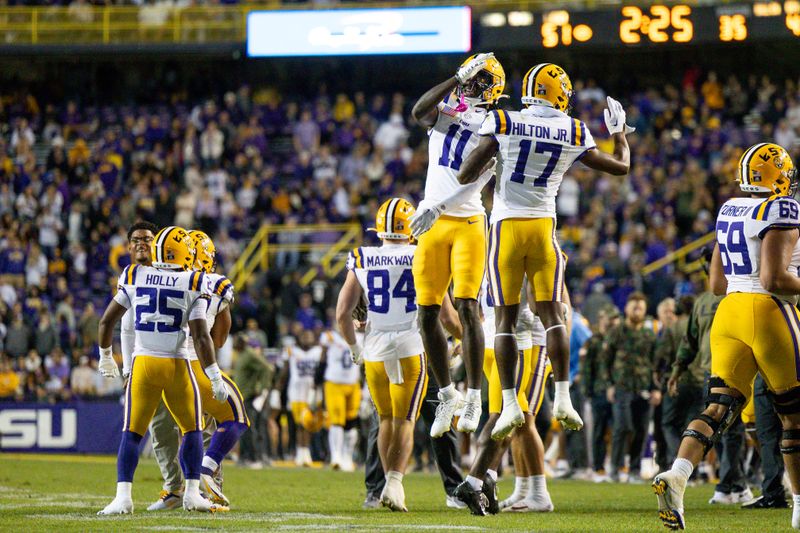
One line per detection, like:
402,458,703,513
0,453,117,465
275,526,487,531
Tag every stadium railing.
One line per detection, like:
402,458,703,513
640,230,715,276
229,223,362,289
0,1,616,46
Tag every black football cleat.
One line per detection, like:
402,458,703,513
483,475,499,515
742,495,789,509
454,481,488,516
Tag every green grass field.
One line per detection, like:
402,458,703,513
0,453,793,532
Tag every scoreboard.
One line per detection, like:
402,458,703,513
479,2,800,49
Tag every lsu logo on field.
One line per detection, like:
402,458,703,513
0,408,77,449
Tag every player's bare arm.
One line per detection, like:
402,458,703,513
709,243,728,296
411,77,459,128
458,135,498,185
761,228,800,294
210,306,232,349
580,133,630,176
336,271,363,346
439,293,463,340
98,300,128,349
188,317,217,369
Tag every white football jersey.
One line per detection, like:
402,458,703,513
423,97,491,217
285,345,323,403
479,106,596,223
187,272,235,361
715,196,800,303
348,244,418,333
113,264,211,359
320,330,360,385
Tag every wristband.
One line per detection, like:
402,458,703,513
100,346,112,358
205,363,222,381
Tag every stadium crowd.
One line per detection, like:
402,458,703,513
0,69,796,489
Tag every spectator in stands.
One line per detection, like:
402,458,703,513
35,313,59,359
6,314,31,359
0,356,20,400
70,355,95,397
244,318,268,349
78,303,99,350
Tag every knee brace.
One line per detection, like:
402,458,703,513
680,414,720,455
705,377,746,434
781,429,800,455
768,385,800,415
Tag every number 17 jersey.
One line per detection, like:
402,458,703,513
715,195,800,303
479,106,595,223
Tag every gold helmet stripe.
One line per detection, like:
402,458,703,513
524,63,550,101
155,225,178,264
385,197,400,234
740,143,769,186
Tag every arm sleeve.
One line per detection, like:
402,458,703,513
121,309,135,375
674,306,700,370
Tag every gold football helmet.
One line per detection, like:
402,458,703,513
738,143,797,196
370,198,415,240
152,226,195,271
522,63,574,114
189,230,216,274
458,54,506,106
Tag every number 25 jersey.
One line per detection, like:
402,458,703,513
479,106,595,223
114,264,212,359
347,244,417,332
715,195,800,303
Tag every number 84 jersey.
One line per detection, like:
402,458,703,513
716,195,800,302
347,244,417,333
479,106,595,223
114,264,213,359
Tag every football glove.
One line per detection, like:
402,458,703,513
204,363,229,402
603,96,635,135
455,52,494,85
349,343,363,366
409,201,444,238
98,346,120,379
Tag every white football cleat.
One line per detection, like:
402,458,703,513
97,496,133,515
499,491,526,510
456,398,482,433
491,401,524,440
653,471,686,530
506,495,554,513
552,398,583,430
200,473,230,507
147,490,183,511
446,494,467,509
183,491,229,513
430,390,463,438
380,480,408,512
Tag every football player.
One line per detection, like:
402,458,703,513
97,226,228,514
281,328,324,467
653,143,800,531
455,277,557,515
139,231,244,510
414,63,632,438
318,326,362,472
410,53,506,436
336,197,427,512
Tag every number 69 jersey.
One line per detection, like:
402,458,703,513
114,264,213,359
715,195,800,303
479,106,595,224
347,244,423,362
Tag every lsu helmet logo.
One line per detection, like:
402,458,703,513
738,143,797,196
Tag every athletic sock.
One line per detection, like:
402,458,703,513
671,458,694,481
530,475,547,496
180,430,204,480
328,426,344,463
117,431,143,482
201,456,219,477
185,478,201,497
466,475,483,491
486,469,498,482
516,476,530,499
387,470,404,484
343,428,358,461
204,421,248,473
502,388,517,408
116,481,132,500
466,388,481,403
440,383,456,400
